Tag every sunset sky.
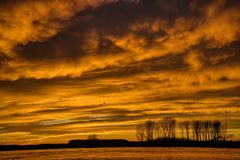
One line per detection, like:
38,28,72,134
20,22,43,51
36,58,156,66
0,0,240,144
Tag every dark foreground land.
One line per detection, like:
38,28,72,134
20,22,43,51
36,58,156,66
0,139,239,151
1,147,240,160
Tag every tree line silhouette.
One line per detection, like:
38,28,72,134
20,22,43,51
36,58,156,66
136,117,231,142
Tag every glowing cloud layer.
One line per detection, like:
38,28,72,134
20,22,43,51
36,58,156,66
0,0,239,144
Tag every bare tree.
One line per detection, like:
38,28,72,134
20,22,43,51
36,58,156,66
179,122,185,140
88,134,98,140
183,121,190,141
136,123,145,142
144,120,155,141
199,121,204,141
154,121,162,140
213,120,221,141
162,117,176,140
209,121,214,140
192,120,201,141
220,123,228,141
202,121,212,141
170,118,176,139
135,118,230,143
160,119,168,139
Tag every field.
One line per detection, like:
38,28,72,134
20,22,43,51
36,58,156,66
0,147,239,160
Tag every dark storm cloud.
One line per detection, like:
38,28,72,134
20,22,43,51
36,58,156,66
186,39,240,68
0,0,239,80
0,0,236,80
14,0,209,61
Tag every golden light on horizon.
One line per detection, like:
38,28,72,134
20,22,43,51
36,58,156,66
0,0,240,145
